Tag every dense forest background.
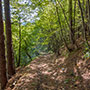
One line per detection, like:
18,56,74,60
10,0,90,66
0,0,90,90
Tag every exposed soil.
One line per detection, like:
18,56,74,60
5,49,90,90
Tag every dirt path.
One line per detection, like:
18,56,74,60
6,53,90,90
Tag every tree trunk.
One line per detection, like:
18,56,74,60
24,40,32,61
85,0,88,18
88,0,90,35
17,17,21,67
55,5,71,52
57,0,70,28
0,0,7,89
78,0,87,41
57,0,75,45
74,0,76,37
4,0,15,79
69,0,75,44
25,51,32,61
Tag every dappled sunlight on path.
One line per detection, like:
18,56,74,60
6,53,90,90
6,55,66,90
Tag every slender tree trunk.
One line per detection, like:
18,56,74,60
4,0,15,78
55,5,71,52
57,0,75,45
24,40,32,61
15,56,18,66
88,0,90,35
74,0,76,35
82,0,85,12
85,0,88,18
78,0,90,48
57,0,70,28
0,0,7,89
73,0,78,48
69,0,75,44
78,0,87,41
17,17,21,67
25,51,32,61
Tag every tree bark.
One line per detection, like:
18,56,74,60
57,0,70,28
24,40,32,61
25,51,32,61
17,17,21,67
78,0,87,41
57,0,75,45
69,0,75,44
0,0,7,89
4,0,15,79
88,0,90,35
55,5,71,52
74,0,76,35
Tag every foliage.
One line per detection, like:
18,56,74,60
9,0,90,66
84,43,90,59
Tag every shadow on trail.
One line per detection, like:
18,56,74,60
7,54,66,90
6,52,90,90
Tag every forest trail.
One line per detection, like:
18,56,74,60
6,50,90,90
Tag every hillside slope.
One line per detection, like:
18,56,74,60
6,49,90,90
